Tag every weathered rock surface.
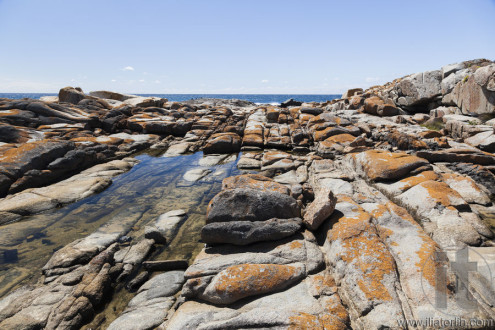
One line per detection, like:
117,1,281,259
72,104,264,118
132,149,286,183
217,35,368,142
3,60,495,329
201,217,302,245
303,187,336,230
206,188,300,223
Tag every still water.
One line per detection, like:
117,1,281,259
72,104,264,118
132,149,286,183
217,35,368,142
0,150,243,306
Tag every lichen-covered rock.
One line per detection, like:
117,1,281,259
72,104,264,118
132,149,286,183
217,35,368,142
323,197,406,328
195,263,305,304
203,132,241,154
222,174,290,195
363,96,399,116
351,150,431,181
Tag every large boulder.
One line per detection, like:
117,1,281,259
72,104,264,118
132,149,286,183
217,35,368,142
363,96,399,116
395,70,442,109
58,87,87,104
342,88,363,99
206,188,300,223
449,64,495,114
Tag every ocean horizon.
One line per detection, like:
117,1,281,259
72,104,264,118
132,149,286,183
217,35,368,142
0,93,341,105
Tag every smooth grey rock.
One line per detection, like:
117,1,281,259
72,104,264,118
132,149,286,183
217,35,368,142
206,188,300,223
395,70,442,108
144,209,187,244
201,218,302,245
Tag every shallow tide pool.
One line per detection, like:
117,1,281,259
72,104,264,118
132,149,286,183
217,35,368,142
0,150,243,302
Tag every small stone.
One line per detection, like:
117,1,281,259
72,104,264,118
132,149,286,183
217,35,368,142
303,187,337,230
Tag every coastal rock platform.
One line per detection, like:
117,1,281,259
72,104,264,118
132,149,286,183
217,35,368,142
1,59,495,329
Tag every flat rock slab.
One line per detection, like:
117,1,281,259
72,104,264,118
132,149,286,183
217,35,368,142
201,217,302,245
351,150,431,181
206,188,300,223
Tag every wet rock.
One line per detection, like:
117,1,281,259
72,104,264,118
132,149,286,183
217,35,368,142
122,239,154,265
163,142,191,156
143,260,188,271
183,168,211,182
303,187,337,230
201,218,302,245
206,188,300,223
126,271,149,291
144,209,187,244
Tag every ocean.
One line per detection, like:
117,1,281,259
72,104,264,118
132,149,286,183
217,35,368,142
0,93,340,105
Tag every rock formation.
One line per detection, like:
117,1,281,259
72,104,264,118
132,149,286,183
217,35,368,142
1,59,495,329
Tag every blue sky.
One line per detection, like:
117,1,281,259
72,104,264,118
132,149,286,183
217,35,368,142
0,0,494,94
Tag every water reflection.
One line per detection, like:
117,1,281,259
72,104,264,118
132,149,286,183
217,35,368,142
0,151,242,299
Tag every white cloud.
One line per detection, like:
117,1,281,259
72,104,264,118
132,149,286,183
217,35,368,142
154,80,161,84
122,66,135,71
261,79,269,83
111,79,117,82
365,77,380,83
139,79,145,83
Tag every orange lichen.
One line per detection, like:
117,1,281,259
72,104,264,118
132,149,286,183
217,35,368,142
325,133,355,145
0,139,55,163
442,172,483,193
329,201,371,241
353,150,429,181
222,174,290,195
419,180,465,207
310,273,337,292
378,202,442,289
398,171,439,192
213,264,299,299
289,241,303,250
330,198,395,302
289,312,347,330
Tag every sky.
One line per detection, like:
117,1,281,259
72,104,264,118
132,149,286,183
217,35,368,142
0,0,494,94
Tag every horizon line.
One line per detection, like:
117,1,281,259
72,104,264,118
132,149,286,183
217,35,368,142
0,92,344,96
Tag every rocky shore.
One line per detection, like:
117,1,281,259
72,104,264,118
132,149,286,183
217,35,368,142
1,58,495,329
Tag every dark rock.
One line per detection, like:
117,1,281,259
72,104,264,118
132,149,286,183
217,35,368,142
3,249,18,263
142,260,189,271
126,271,150,291
0,140,74,179
280,98,302,108
201,217,302,245
59,86,87,104
206,188,301,223
300,107,324,115
203,132,241,154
